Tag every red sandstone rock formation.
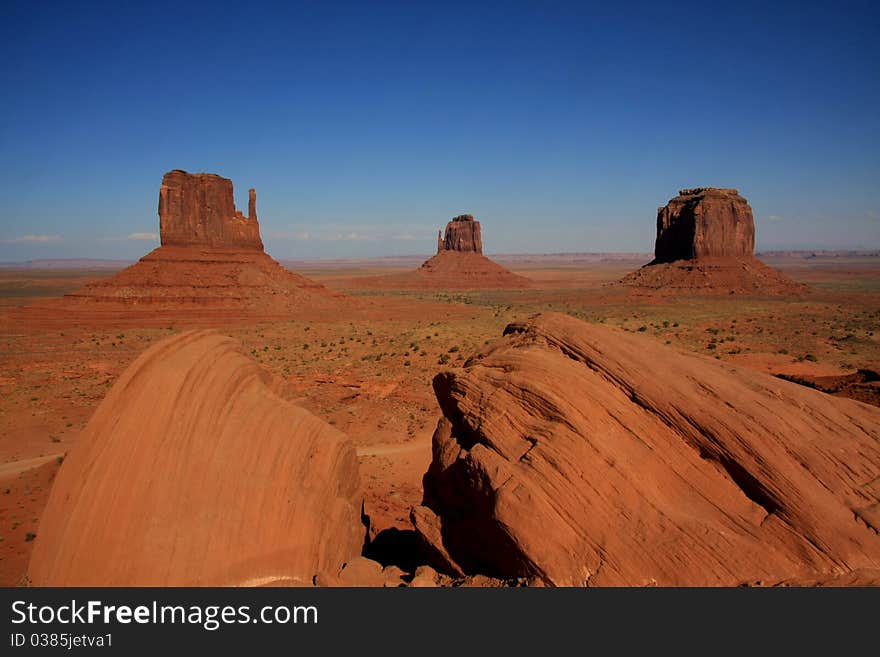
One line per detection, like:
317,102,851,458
348,213,529,289
361,213,527,289
438,214,483,255
159,170,263,250
413,312,880,586
619,188,802,294
654,188,754,263
28,330,365,586
41,170,346,319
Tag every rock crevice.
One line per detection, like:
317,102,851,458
414,312,880,586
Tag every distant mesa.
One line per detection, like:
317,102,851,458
158,169,263,250
28,330,365,585
347,213,530,290
27,169,347,322
417,214,530,288
619,187,803,295
653,188,753,263
410,312,880,586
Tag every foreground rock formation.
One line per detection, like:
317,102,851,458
412,312,880,586
45,170,346,321
619,188,802,294
28,330,365,586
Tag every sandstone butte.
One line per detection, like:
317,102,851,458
23,170,346,323
619,188,803,294
28,329,365,586
158,170,264,250
411,312,880,586
356,214,530,289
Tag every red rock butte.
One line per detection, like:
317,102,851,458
654,188,754,263
158,169,263,250
417,214,530,288
356,214,529,289
619,187,803,295
436,214,483,255
9,170,347,325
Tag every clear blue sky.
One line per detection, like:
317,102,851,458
1,0,878,260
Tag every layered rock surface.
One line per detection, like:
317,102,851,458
619,255,804,295
28,330,365,586
66,247,340,311
414,312,880,586
414,250,531,288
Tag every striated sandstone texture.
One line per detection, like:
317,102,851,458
415,312,880,586
28,330,365,586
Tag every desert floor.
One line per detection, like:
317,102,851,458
1,254,878,585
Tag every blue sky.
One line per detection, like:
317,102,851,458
1,1,878,260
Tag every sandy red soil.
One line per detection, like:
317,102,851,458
0,253,878,585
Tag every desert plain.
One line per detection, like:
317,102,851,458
1,246,878,585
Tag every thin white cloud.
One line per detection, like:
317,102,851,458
127,232,159,240
328,231,371,241
766,215,784,223
265,230,311,241
269,223,436,243
0,234,62,243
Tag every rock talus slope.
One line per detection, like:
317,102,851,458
416,312,880,586
28,330,365,586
